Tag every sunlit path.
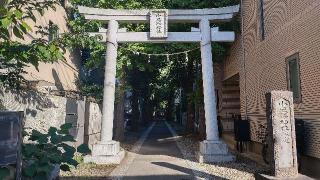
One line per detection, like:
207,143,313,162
112,121,194,179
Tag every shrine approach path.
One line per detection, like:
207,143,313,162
110,121,195,179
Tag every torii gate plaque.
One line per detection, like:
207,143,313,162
79,5,239,164
150,9,168,38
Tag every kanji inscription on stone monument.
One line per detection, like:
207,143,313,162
150,9,168,38
274,98,293,168
265,91,298,178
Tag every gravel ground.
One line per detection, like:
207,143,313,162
169,122,270,180
60,125,149,179
177,135,269,179
59,163,117,179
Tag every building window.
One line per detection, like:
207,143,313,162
258,0,265,40
286,53,302,103
60,0,65,6
48,21,59,41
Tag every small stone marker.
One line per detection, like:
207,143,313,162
150,9,168,38
0,111,23,179
256,91,312,180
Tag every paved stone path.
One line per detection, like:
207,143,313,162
111,121,195,179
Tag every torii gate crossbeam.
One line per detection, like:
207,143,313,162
79,5,239,165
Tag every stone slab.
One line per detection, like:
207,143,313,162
198,152,235,163
199,140,229,155
84,150,125,165
92,141,120,156
255,173,315,180
198,140,235,163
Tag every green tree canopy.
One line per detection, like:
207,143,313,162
0,0,67,88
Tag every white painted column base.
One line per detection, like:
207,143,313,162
84,140,125,164
198,140,235,163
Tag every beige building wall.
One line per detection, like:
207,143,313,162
222,0,320,160
11,3,80,91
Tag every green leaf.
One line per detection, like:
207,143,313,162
29,14,36,22
14,10,23,19
0,167,10,179
50,135,62,144
61,134,76,142
60,123,73,130
0,29,10,39
29,130,48,144
48,153,62,163
0,7,8,16
13,26,24,39
21,21,32,32
34,172,48,180
1,18,12,28
60,164,70,171
39,156,50,165
37,164,51,173
23,144,38,157
48,127,57,136
23,164,37,177
59,143,76,156
57,128,69,135
77,144,91,154
64,157,79,167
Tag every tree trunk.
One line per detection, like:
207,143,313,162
131,89,140,131
185,103,194,134
166,90,175,121
113,87,125,141
184,53,195,134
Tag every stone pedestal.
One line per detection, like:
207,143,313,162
255,173,314,180
84,141,125,164
198,140,235,163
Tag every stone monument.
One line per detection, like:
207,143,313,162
0,111,24,179
256,91,312,180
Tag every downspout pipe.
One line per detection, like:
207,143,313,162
240,0,249,120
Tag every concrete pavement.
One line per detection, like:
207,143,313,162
112,121,195,179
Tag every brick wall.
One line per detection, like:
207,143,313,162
222,0,320,159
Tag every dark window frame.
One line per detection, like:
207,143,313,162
48,21,59,42
60,0,65,7
286,53,302,103
258,0,265,40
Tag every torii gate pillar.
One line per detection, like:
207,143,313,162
84,20,125,164
198,19,234,163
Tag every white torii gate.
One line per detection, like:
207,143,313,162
79,5,239,164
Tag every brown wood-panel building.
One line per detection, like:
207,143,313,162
216,0,320,178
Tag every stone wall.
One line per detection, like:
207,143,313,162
0,87,102,148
